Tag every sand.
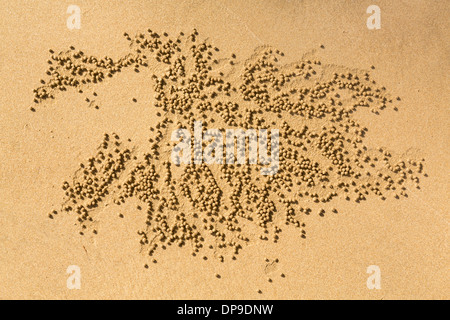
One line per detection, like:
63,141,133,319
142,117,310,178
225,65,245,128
0,0,448,300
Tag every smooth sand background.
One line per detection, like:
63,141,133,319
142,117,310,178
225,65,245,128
0,0,448,299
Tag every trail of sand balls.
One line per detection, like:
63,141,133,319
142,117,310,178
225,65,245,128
40,29,426,264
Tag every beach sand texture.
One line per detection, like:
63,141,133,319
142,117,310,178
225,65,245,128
0,0,448,299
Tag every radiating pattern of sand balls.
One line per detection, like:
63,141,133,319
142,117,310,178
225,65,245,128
41,29,426,263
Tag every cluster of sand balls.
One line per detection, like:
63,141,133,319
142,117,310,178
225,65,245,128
43,29,426,264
